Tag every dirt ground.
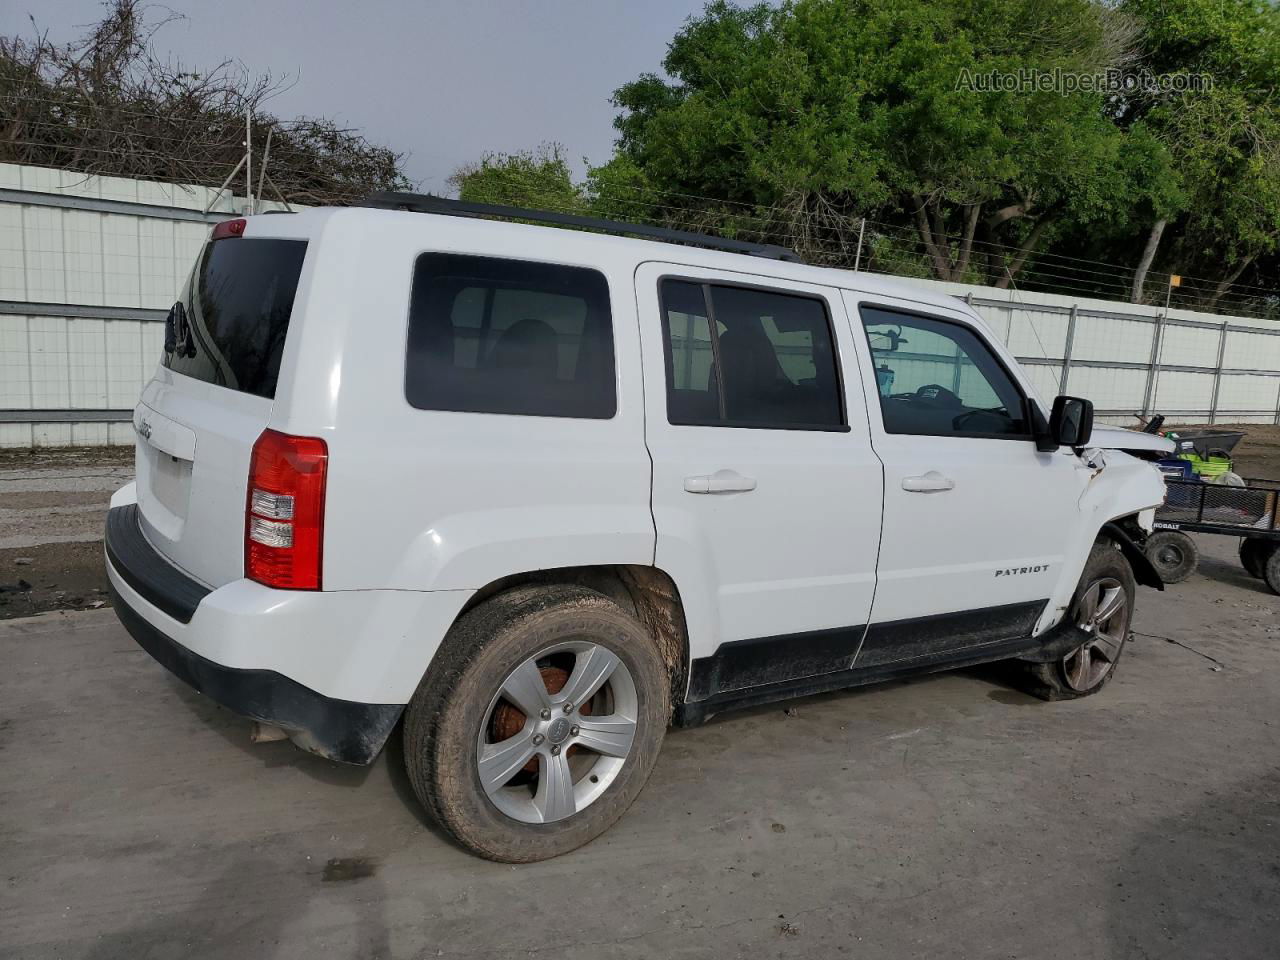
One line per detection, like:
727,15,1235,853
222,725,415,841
1,532,1277,959
1201,422,1280,477
0,446,132,620
2,425,1279,620
3,430,1280,956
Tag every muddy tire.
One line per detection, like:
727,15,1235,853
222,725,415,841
1144,530,1199,584
402,584,669,863
1239,538,1272,580
1022,541,1136,701
1264,546,1280,597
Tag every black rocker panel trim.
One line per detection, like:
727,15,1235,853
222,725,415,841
686,623,866,701
676,633,1034,727
678,599,1067,727
684,599,1048,709
853,599,1048,669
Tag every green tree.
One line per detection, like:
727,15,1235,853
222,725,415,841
597,0,1169,284
1118,0,1280,308
449,143,586,213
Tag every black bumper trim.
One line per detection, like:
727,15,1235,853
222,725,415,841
105,504,210,624
108,581,404,765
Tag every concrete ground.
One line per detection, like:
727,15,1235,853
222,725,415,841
2,533,1278,959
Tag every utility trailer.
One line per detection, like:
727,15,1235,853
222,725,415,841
1144,476,1280,594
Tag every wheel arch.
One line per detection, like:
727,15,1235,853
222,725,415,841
1099,519,1165,590
451,564,692,715
1034,506,1163,637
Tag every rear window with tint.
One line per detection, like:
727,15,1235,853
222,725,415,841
164,238,307,399
660,279,844,429
405,253,616,418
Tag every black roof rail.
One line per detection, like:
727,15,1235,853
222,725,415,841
361,192,802,263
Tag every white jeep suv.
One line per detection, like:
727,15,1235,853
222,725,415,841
105,195,1171,861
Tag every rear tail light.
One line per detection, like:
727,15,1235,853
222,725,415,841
245,429,327,589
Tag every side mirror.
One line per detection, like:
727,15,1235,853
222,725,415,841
1048,395,1094,448
866,327,907,353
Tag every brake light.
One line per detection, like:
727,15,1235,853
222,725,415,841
212,218,246,240
245,429,327,589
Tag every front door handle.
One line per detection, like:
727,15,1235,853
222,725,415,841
684,469,758,495
902,471,955,493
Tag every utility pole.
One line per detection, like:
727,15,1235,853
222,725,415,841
204,106,292,216
203,109,261,216
1145,274,1180,416
257,128,273,205
244,107,253,215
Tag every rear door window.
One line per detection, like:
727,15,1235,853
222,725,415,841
405,254,616,418
660,279,844,429
164,238,307,399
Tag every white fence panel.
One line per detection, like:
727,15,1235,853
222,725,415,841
1070,315,1153,365
912,280,1280,425
0,161,259,447
2,162,1279,446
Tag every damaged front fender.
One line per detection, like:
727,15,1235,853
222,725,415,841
1101,521,1165,590
1034,449,1167,636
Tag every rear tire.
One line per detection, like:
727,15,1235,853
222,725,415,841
1240,538,1271,580
402,584,669,863
1022,541,1135,701
1144,530,1199,584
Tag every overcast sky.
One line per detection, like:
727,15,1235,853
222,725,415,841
2,0,707,191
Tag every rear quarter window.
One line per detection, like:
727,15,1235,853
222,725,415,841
164,237,307,399
404,253,616,418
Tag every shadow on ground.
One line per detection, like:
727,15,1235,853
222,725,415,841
81,850,392,960
1107,768,1280,958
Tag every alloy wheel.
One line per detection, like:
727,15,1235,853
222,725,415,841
1064,576,1128,692
477,641,638,824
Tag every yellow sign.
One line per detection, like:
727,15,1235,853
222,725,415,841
1169,274,1182,287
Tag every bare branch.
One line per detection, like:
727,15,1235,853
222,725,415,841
0,0,410,204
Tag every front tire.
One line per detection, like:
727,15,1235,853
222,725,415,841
402,584,670,863
1025,541,1135,701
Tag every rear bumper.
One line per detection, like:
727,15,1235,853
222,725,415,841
104,501,471,764
108,578,401,764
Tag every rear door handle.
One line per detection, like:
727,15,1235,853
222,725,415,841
684,469,757,495
901,471,955,493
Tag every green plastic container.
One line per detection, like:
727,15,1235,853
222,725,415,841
1179,452,1232,478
